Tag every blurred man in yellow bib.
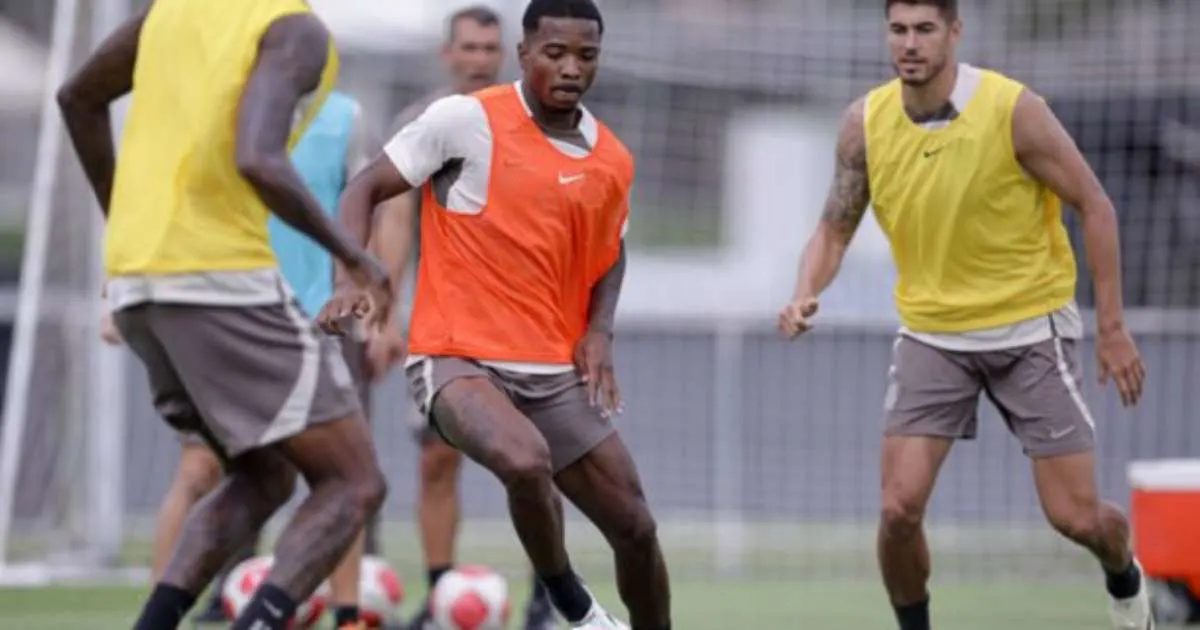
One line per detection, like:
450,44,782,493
57,0,392,628
778,1,1151,628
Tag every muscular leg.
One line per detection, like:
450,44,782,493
152,444,223,581
1033,451,1136,578
234,414,388,629
877,435,954,629
418,437,464,588
431,378,592,623
134,447,297,630
152,442,257,622
555,433,670,630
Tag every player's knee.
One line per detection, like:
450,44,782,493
609,501,659,551
176,447,223,501
348,468,389,522
420,440,463,487
495,443,553,495
1046,506,1103,545
879,497,925,539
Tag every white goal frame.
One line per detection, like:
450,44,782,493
0,0,132,586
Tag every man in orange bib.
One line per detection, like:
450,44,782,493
322,2,671,629
779,1,1150,629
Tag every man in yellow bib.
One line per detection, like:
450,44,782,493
779,1,1151,629
56,1,393,629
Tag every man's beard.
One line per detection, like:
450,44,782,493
895,58,946,87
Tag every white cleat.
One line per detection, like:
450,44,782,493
1109,559,1155,629
569,604,629,630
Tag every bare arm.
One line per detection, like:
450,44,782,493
1012,90,1124,333
587,243,626,337
366,190,418,326
57,11,148,216
235,14,365,267
336,155,414,283
792,97,871,300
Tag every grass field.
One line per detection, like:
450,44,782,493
0,580,1130,629
2,519,1174,628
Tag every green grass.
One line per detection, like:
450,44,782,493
0,579,1129,629
2,519,1171,628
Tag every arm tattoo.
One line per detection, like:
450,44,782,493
236,14,362,265
820,100,871,241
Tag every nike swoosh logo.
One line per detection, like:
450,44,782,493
923,147,945,158
1049,426,1076,440
558,173,585,185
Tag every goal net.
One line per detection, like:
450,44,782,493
1,0,1197,602
0,0,134,584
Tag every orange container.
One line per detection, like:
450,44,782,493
1129,459,1200,596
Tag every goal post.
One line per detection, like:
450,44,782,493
0,0,130,585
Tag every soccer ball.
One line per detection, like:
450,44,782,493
358,555,405,627
430,565,512,630
221,555,327,629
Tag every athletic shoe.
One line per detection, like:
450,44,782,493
1109,559,1155,629
191,595,227,624
523,591,561,630
570,604,629,630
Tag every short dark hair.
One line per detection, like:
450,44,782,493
447,5,502,43
521,0,604,36
885,0,958,21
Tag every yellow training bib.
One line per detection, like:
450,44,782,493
864,66,1077,333
105,0,339,276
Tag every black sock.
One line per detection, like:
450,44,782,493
539,568,593,623
1106,560,1142,599
230,583,299,630
427,564,452,591
529,573,549,603
333,605,360,627
894,597,931,630
631,626,671,630
133,583,198,630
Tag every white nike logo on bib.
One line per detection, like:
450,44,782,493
558,172,585,185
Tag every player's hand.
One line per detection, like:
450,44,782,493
316,284,368,335
99,312,122,346
1096,325,1146,407
574,330,623,418
344,253,394,330
320,253,392,335
365,327,406,384
778,296,820,339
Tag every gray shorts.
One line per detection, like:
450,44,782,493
884,335,1096,458
406,357,615,473
174,332,371,450
116,301,362,460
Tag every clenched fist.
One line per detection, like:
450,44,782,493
778,296,819,340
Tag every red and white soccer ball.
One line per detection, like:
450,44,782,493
221,555,327,629
430,565,512,630
358,554,405,627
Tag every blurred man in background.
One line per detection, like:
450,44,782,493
363,7,559,629
59,0,393,627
